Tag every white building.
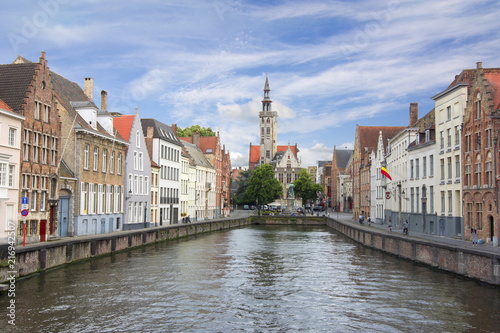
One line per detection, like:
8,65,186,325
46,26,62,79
181,140,216,220
431,75,470,237
142,119,182,225
0,100,24,244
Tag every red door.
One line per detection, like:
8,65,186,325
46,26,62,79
40,220,47,242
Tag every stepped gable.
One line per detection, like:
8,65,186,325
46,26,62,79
0,62,37,113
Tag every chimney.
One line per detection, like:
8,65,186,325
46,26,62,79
409,103,418,126
192,131,201,148
147,126,154,138
477,61,483,69
171,124,177,135
84,77,94,101
100,90,108,110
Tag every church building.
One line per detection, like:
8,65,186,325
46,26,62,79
248,77,301,199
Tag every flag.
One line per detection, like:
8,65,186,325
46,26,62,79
381,166,392,181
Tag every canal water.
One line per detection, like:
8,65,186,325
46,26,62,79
1,225,499,332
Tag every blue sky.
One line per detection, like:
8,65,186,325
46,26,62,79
2,0,500,168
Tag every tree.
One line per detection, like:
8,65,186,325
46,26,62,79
245,164,282,214
177,125,216,137
233,169,253,205
293,168,324,206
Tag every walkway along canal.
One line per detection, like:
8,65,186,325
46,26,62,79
1,213,499,285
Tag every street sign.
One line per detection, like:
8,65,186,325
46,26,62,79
22,196,29,205
21,209,29,217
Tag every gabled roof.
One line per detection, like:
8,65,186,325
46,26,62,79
113,115,135,141
0,62,37,113
50,70,123,141
181,140,213,168
141,118,181,146
0,99,13,112
357,126,405,152
248,144,299,166
334,149,353,169
179,135,220,154
484,70,500,110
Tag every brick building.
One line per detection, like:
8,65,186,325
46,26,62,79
462,62,500,243
0,52,61,243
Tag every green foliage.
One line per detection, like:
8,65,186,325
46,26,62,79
293,168,324,205
233,169,253,204
245,164,283,206
177,125,216,137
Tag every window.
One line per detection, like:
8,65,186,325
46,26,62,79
440,159,445,181
423,156,427,178
110,151,115,174
102,149,107,172
440,131,444,150
0,163,6,186
454,126,460,147
8,128,16,146
139,152,143,171
429,186,434,213
40,191,46,211
465,157,471,187
446,105,451,120
8,165,14,187
134,151,138,170
475,155,482,187
447,129,451,148
429,155,434,177
455,156,461,180
440,191,445,214
32,133,39,163
23,129,30,161
34,101,41,120
84,144,89,169
117,153,122,174
476,203,482,229
465,134,471,152
448,191,452,214
43,104,50,123
93,147,99,171
447,157,452,181
415,159,419,178
51,137,58,166
136,130,140,148
475,99,481,119
31,190,37,211
475,133,481,150
486,159,493,187
486,129,492,148
144,176,149,196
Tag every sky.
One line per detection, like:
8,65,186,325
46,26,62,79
2,0,500,169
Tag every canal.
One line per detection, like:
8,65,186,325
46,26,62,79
1,225,499,332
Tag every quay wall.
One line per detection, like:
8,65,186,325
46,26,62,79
326,217,500,286
1,215,499,286
1,218,252,282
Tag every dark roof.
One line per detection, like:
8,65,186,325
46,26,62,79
334,149,353,169
51,70,124,141
141,118,182,146
0,62,37,113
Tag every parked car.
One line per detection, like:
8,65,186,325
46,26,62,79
243,205,249,210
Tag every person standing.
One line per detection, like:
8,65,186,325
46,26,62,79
388,218,393,232
403,220,409,235
471,228,478,246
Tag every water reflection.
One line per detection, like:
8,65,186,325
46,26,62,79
1,225,499,332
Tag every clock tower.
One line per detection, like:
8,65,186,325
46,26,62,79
259,77,278,165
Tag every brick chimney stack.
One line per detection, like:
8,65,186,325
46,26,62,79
171,124,177,135
100,90,108,110
192,131,201,148
409,103,418,126
84,77,94,101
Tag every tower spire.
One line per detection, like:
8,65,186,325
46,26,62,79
262,76,272,112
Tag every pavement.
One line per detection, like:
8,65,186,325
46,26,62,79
329,211,500,256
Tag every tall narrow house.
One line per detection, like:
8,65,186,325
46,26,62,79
0,52,61,243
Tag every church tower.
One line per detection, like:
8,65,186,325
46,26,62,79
259,77,278,165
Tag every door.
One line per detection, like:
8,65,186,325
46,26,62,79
439,219,445,236
59,197,70,237
40,220,47,242
100,218,106,234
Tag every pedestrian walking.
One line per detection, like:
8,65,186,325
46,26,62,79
367,216,371,226
359,214,364,225
403,220,409,235
388,218,393,232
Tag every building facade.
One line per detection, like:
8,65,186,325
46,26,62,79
114,111,152,230
0,52,61,243
0,100,24,244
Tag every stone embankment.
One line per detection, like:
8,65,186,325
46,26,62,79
1,215,498,286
